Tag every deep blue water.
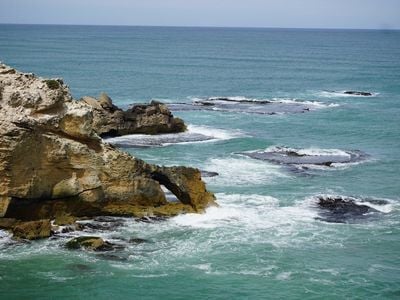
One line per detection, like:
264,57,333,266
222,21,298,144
0,24,400,299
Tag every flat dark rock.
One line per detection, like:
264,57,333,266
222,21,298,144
168,97,330,115
241,147,367,168
315,195,388,223
343,91,373,96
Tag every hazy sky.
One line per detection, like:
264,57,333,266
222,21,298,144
0,0,399,29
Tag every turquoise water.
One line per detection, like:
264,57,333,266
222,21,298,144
1,25,400,299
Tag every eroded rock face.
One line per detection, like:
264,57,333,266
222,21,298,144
149,166,217,212
0,63,215,226
82,93,186,137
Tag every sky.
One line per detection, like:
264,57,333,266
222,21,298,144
0,0,399,29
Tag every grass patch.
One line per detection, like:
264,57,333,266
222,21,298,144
44,79,60,90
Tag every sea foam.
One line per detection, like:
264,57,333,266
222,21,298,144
104,124,243,148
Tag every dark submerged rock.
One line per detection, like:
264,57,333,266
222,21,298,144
96,253,128,261
136,216,167,223
67,263,93,272
343,91,373,96
200,170,219,178
128,238,149,244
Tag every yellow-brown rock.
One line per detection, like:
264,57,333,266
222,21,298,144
12,219,51,240
0,63,216,224
65,236,114,251
149,166,217,212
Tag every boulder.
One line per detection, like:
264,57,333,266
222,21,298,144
12,219,51,240
65,236,114,251
82,94,186,137
0,63,216,224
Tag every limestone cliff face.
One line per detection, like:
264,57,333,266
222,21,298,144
82,93,186,137
0,64,215,222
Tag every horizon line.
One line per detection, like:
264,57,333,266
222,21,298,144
1,22,399,31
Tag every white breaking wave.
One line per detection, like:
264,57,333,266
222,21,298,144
272,98,339,108
318,91,379,98
186,125,244,141
244,146,370,171
172,193,316,230
193,96,338,109
202,156,290,186
264,146,352,158
172,192,396,231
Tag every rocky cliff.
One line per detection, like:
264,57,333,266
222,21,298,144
82,93,186,137
0,63,215,236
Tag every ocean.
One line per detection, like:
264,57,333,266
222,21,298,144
0,24,399,299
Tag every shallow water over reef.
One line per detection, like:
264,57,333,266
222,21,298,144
1,25,400,299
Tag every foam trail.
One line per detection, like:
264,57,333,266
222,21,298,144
104,125,244,148
203,157,290,186
172,193,317,231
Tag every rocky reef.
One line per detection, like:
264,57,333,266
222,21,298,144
82,93,186,137
241,146,368,172
0,63,215,239
167,96,333,115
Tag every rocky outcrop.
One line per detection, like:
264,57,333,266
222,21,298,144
0,63,216,234
82,93,186,137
